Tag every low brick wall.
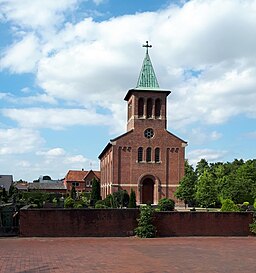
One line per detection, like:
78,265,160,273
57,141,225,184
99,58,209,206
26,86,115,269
19,208,253,237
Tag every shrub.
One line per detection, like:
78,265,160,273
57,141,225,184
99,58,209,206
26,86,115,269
95,200,107,208
249,219,256,235
128,188,137,208
135,205,156,238
220,199,239,212
158,198,175,211
64,196,75,208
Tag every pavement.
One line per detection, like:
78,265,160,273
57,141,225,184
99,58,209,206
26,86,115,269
0,237,255,273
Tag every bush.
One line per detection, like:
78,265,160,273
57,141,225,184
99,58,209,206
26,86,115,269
95,200,107,208
135,205,156,238
64,196,75,208
158,198,175,211
249,219,256,235
220,199,239,212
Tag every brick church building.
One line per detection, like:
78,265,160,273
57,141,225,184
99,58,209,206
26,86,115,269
99,42,187,204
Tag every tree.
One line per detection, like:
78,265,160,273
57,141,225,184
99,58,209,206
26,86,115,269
196,170,218,208
135,205,156,238
91,178,101,205
128,188,137,208
195,158,209,177
71,185,76,200
175,160,197,206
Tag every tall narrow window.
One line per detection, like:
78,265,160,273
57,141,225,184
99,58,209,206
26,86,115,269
138,98,144,117
138,147,143,162
155,148,160,162
155,99,161,118
147,98,153,118
146,147,152,162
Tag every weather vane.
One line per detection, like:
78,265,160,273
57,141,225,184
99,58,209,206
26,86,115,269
143,41,152,53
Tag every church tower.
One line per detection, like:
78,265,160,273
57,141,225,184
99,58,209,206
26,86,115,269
125,41,170,132
99,42,187,204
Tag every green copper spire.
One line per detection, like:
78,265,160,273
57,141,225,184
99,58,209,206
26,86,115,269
136,41,160,89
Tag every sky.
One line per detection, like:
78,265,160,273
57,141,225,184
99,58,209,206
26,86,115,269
0,0,256,181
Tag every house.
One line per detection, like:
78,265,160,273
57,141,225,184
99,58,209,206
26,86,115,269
28,181,67,194
99,42,187,204
0,175,13,193
64,169,100,193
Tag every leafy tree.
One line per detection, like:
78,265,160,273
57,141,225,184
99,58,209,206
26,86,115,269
104,194,114,208
158,198,175,211
195,158,209,177
128,188,137,208
175,160,197,206
91,178,101,205
196,169,218,208
135,205,156,238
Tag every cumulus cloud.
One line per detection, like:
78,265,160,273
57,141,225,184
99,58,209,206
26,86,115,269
187,148,227,166
2,108,111,129
0,0,79,30
0,128,44,155
0,34,41,73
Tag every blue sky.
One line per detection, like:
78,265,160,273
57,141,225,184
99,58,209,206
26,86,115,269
1,0,256,181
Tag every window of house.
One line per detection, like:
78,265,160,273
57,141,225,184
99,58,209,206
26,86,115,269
146,147,152,162
155,148,160,162
147,98,153,118
72,182,79,187
155,99,161,118
138,98,144,117
138,147,143,162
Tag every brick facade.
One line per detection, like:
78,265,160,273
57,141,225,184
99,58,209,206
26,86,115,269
99,88,187,204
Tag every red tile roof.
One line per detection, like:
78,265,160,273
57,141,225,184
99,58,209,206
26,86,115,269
65,170,88,182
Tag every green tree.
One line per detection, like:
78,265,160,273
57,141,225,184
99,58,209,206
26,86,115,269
91,178,101,205
196,158,209,177
135,205,156,238
196,170,218,208
175,160,197,206
64,196,75,208
71,185,76,200
128,188,137,208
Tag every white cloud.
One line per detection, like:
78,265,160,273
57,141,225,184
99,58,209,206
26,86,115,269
0,34,41,73
37,148,66,157
0,0,79,30
0,128,44,155
2,108,111,129
187,148,227,166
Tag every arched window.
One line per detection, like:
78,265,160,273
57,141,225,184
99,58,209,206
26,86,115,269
155,148,160,162
155,99,161,118
138,98,144,117
147,98,153,118
146,147,152,162
138,147,143,162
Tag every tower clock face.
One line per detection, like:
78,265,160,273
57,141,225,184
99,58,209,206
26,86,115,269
144,128,154,139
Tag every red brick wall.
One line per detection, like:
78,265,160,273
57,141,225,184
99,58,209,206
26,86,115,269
20,209,253,237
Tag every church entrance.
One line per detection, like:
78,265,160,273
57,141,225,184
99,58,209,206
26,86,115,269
141,178,154,204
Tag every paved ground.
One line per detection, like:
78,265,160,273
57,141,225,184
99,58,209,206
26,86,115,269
0,237,255,273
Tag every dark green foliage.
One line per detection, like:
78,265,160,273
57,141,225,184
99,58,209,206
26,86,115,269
21,192,58,208
158,198,175,211
135,205,156,238
249,219,256,234
175,160,197,206
220,199,239,212
91,178,101,204
71,185,76,200
112,189,130,208
128,188,137,208
103,194,114,207
95,200,108,208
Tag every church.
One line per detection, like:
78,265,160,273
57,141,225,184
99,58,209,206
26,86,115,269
99,42,187,205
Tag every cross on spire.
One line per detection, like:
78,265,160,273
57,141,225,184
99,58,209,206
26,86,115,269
143,41,152,54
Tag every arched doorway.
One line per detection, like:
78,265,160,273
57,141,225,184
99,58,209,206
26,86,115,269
141,177,154,204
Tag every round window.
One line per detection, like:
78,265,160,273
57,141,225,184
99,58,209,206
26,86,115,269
144,128,154,139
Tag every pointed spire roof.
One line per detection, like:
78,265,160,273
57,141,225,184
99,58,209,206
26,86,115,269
136,41,160,89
